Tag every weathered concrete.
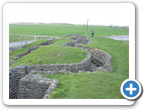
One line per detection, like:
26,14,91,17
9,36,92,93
62,35,112,72
17,74,59,99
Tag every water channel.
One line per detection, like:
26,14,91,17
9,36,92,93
105,35,129,41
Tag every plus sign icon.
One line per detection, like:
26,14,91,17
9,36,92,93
121,79,142,100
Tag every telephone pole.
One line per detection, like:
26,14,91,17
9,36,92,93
85,18,92,36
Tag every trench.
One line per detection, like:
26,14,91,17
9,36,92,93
9,34,112,99
62,35,103,72
91,61,98,72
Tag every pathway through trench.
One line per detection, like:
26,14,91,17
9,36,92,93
91,62,98,72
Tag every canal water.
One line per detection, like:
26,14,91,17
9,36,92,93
106,35,129,41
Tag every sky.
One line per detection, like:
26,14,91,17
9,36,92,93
8,3,130,26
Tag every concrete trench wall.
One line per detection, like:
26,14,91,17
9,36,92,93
9,53,91,99
18,74,59,99
9,66,59,99
76,45,112,72
27,53,92,74
62,37,112,72
63,34,81,37
9,65,27,99
9,34,112,99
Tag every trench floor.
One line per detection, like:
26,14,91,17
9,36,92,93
91,62,98,72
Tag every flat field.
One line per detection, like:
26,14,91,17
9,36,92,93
9,24,129,37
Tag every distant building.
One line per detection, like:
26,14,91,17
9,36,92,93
62,23,67,25
108,25,129,29
124,26,129,29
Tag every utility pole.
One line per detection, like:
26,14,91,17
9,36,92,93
85,19,89,36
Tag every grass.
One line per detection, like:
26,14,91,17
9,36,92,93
10,36,89,68
41,37,129,99
80,37,129,76
10,44,88,67
9,35,51,43
9,36,129,99
9,35,34,43
43,72,127,99
9,24,129,37
9,39,49,65
9,24,129,99
9,39,48,55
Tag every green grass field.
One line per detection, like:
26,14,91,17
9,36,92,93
9,35,34,43
9,24,129,99
10,44,88,67
9,24,129,37
9,35,50,43
9,39,48,64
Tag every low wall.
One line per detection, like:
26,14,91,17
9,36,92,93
9,53,91,99
61,35,112,72
18,74,59,99
9,65,27,99
9,72,17,99
27,53,91,74
63,34,80,37
43,79,59,99
9,65,60,99
76,45,112,72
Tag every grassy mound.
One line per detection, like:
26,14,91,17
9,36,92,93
9,39,49,64
10,45,88,67
9,35,129,99
42,37,129,99
10,36,88,68
43,72,127,99
10,39,48,55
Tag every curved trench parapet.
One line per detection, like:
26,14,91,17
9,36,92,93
63,34,81,37
62,35,113,72
22,53,92,74
79,46,112,72
9,34,113,99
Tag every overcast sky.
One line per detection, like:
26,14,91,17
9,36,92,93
8,3,130,26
